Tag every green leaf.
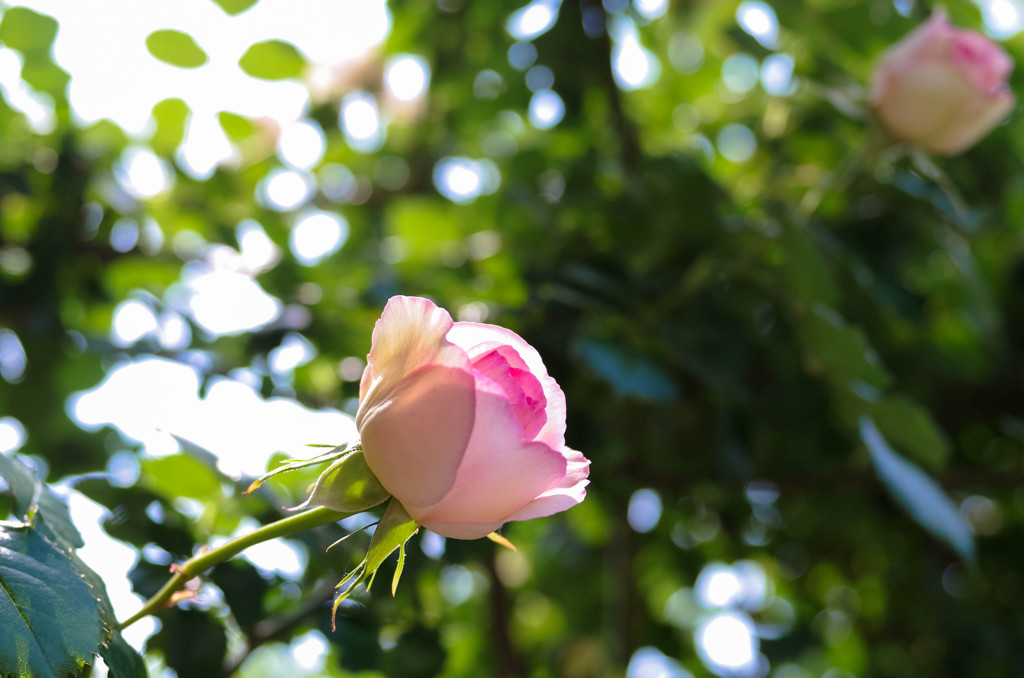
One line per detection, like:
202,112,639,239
0,7,58,55
145,29,208,69
211,0,260,15
798,305,890,390
217,111,257,141
0,453,83,548
149,609,227,678
238,40,305,80
141,454,223,501
577,339,678,402
303,450,390,513
860,416,974,563
73,553,147,678
0,453,145,676
866,395,951,470
0,527,101,678
777,222,838,308
151,98,191,155
19,59,69,101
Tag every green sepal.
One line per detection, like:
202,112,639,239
331,499,419,628
300,450,391,513
244,442,356,494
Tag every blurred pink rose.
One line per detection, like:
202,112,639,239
356,296,590,539
870,10,1015,155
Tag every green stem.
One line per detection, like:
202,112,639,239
798,125,897,224
118,505,350,630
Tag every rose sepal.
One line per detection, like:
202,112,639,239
295,449,391,513
330,498,419,628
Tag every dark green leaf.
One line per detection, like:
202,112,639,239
0,527,101,678
866,395,950,470
149,609,226,678
383,626,446,678
145,30,208,69
210,561,268,629
238,40,305,80
73,553,147,678
777,222,838,308
577,339,678,402
0,453,83,548
860,417,974,563
798,305,890,390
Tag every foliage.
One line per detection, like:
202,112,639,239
1,0,1024,676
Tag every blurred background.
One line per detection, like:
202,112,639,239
1,0,1023,676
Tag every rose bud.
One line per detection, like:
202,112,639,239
355,296,590,540
870,10,1015,155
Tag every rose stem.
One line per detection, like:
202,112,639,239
118,505,350,630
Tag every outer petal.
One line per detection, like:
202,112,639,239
871,10,953,104
413,374,568,529
505,448,590,522
357,296,471,416
419,519,506,540
874,63,978,152
359,363,476,508
447,322,567,449
952,31,1013,94
928,90,1015,155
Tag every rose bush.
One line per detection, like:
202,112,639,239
355,295,590,539
870,10,1015,155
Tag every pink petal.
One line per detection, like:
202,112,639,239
447,322,567,449
359,363,476,508
471,349,548,438
357,296,470,410
870,11,953,105
505,448,590,522
420,519,506,540
414,375,568,528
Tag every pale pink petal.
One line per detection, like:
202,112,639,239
447,322,567,449
929,90,1015,155
359,364,476,508
871,11,953,105
414,375,567,527
357,296,470,413
505,448,590,522
874,62,978,149
419,519,505,540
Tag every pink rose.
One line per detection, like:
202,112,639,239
355,296,590,539
870,10,1015,155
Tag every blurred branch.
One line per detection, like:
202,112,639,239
486,555,524,677
221,580,336,678
580,0,642,170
